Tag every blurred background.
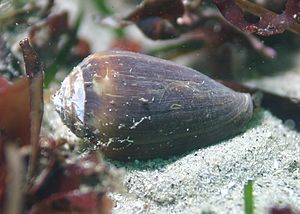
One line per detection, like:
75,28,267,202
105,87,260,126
1,0,300,88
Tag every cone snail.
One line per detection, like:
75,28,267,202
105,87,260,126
52,50,253,160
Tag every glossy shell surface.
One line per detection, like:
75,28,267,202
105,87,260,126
52,50,253,160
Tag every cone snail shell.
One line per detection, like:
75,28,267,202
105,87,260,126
52,50,253,160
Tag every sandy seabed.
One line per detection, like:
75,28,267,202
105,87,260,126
110,110,300,214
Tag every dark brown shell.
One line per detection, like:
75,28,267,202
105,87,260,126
52,50,253,160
